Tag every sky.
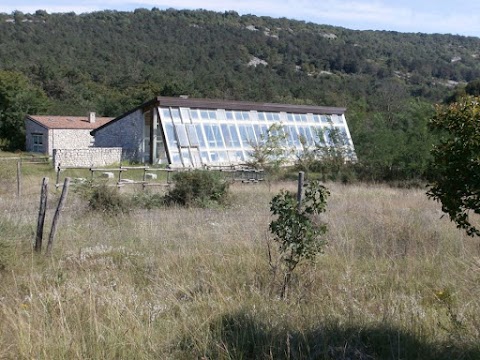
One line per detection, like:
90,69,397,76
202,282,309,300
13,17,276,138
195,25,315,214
1,0,480,38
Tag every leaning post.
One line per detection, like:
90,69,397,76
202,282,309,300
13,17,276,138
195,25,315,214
35,177,49,252
46,177,70,256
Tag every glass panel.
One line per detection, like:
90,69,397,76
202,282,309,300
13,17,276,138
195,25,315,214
165,123,178,147
175,124,189,147
181,149,192,166
253,124,262,143
266,112,274,121
242,111,250,120
186,124,200,147
228,150,244,162
229,125,241,147
221,124,233,147
273,113,281,121
300,114,308,122
283,126,294,146
312,114,321,123
257,112,266,121
247,125,257,145
208,111,217,119
200,151,209,163
311,126,324,144
289,125,301,146
212,124,224,148
204,124,216,147
195,124,206,147
234,111,243,121
200,110,209,119
161,108,171,120
171,108,181,121
190,109,199,120
170,151,181,165
287,113,294,122
226,111,234,120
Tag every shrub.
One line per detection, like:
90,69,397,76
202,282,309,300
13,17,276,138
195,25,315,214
269,180,329,298
82,182,131,214
165,170,229,207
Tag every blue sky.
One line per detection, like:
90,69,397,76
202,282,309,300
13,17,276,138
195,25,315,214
1,0,480,37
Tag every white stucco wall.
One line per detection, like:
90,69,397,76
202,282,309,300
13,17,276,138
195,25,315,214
93,109,144,162
53,148,122,168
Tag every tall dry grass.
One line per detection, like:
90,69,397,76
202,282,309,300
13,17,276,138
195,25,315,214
0,168,479,359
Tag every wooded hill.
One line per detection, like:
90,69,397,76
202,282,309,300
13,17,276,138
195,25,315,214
1,8,479,180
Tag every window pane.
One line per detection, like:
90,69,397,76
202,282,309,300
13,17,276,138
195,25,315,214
165,123,177,147
175,124,189,147
229,125,241,147
257,112,266,121
200,110,209,119
212,124,224,148
186,124,200,147
234,111,243,121
171,108,181,119
221,124,233,147
190,109,199,120
287,113,294,122
226,111,234,120
208,111,217,119
273,113,280,121
204,124,216,147
195,124,206,147
266,112,274,121
160,108,171,120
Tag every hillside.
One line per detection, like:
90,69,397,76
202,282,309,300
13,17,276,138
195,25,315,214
1,8,479,179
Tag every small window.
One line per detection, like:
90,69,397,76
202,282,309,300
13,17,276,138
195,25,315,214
32,133,44,153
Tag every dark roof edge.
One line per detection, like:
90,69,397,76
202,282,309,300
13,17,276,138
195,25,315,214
91,98,158,135
156,96,346,114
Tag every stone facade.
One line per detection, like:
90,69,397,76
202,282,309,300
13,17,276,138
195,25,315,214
25,120,96,156
53,148,122,168
93,109,144,162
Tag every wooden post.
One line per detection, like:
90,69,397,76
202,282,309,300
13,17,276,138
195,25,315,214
35,177,49,252
297,171,304,210
56,164,61,190
17,161,21,197
46,177,70,256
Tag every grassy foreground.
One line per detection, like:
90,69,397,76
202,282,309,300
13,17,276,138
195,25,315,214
0,166,480,359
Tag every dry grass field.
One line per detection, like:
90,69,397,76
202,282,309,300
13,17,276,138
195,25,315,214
0,159,479,359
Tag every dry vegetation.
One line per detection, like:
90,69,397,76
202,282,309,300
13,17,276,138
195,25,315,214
1,160,480,359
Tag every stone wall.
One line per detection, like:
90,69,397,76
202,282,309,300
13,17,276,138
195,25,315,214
51,129,94,152
53,148,122,168
93,109,144,162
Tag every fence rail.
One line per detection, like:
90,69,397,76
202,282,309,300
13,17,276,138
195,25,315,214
54,164,264,190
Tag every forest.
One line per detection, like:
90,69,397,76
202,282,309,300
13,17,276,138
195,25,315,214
1,7,480,180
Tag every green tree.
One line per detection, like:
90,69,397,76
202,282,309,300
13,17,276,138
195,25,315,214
0,71,49,150
269,180,329,298
427,96,480,236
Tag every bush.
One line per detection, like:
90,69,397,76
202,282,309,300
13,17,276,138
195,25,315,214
165,170,229,207
82,182,131,214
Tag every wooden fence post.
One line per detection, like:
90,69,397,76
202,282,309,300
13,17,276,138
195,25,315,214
35,177,49,252
46,177,70,256
55,164,61,190
297,171,304,210
17,160,21,197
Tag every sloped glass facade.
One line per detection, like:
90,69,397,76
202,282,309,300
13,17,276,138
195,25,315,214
150,104,355,168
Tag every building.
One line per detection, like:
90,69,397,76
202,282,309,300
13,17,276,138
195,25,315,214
25,113,114,156
91,96,355,168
